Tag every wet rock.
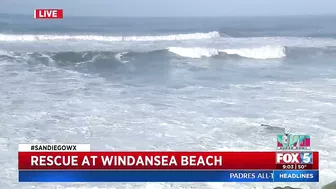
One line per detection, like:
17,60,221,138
274,187,302,189
322,181,336,189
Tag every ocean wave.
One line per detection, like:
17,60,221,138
0,31,220,42
2,46,336,66
167,46,286,59
0,49,11,56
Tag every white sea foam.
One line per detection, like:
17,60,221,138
0,31,220,42
167,47,220,58
167,45,286,59
222,45,286,59
115,52,129,63
0,49,12,56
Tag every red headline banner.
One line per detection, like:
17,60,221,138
18,151,319,170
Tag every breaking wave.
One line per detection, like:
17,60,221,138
167,46,287,59
0,31,221,42
2,46,336,66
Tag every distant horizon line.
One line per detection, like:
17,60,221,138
1,12,336,18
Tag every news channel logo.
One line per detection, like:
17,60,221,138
276,152,313,164
277,134,310,150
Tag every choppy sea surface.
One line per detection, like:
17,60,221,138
0,14,336,189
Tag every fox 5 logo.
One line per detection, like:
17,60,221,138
277,152,313,164
300,152,313,164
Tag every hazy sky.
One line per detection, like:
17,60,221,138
0,0,335,17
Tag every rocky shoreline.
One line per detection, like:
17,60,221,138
322,181,336,189
273,181,336,189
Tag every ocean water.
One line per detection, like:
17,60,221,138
0,14,336,189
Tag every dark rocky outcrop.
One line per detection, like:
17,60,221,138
322,181,336,189
273,181,336,189
274,187,302,189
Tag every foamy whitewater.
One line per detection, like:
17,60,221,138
1,15,336,189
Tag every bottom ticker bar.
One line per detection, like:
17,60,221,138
19,170,319,182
